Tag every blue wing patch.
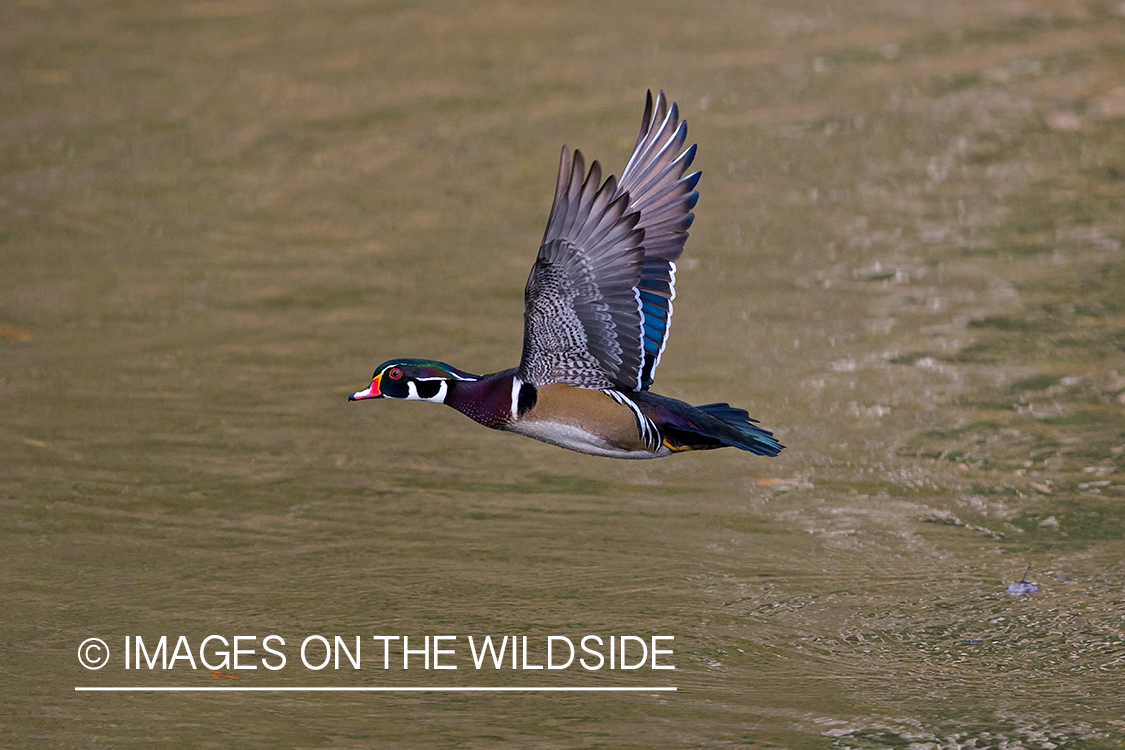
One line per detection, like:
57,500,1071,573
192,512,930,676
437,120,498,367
637,260,677,390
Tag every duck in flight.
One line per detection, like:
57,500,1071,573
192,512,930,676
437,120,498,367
351,91,783,460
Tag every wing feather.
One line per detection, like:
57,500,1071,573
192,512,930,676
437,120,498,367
519,91,699,390
615,93,701,389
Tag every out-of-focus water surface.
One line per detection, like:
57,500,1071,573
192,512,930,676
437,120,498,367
3,1,1124,747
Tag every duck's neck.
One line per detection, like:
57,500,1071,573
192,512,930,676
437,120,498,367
445,368,518,430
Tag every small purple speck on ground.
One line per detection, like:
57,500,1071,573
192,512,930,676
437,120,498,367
1006,563,1038,595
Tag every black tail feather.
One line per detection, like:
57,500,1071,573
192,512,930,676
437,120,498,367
693,402,784,456
631,391,785,457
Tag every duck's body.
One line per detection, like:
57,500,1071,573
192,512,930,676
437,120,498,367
351,92,783,460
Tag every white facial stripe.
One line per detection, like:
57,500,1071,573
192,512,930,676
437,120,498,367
379,369,475,383
408,374,475,382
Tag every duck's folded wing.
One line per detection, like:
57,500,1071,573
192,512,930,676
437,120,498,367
517,92,699,391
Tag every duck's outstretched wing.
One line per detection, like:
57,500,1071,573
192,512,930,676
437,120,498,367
620,91,700,390
518,91,700,390
517,147,644,389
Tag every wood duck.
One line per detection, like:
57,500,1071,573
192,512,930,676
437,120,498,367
351,91,783,460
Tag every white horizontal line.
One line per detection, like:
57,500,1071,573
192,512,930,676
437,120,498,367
75,686,676,693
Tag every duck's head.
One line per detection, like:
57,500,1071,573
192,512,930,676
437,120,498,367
349,359,477,403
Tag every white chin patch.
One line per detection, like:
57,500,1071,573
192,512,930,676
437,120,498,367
406,380,448,403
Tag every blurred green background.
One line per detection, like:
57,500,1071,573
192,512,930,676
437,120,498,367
3,1,1124,747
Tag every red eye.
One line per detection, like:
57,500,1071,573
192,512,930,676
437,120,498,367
387,368,403,380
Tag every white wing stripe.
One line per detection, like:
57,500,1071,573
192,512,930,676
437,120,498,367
650,260,677,377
